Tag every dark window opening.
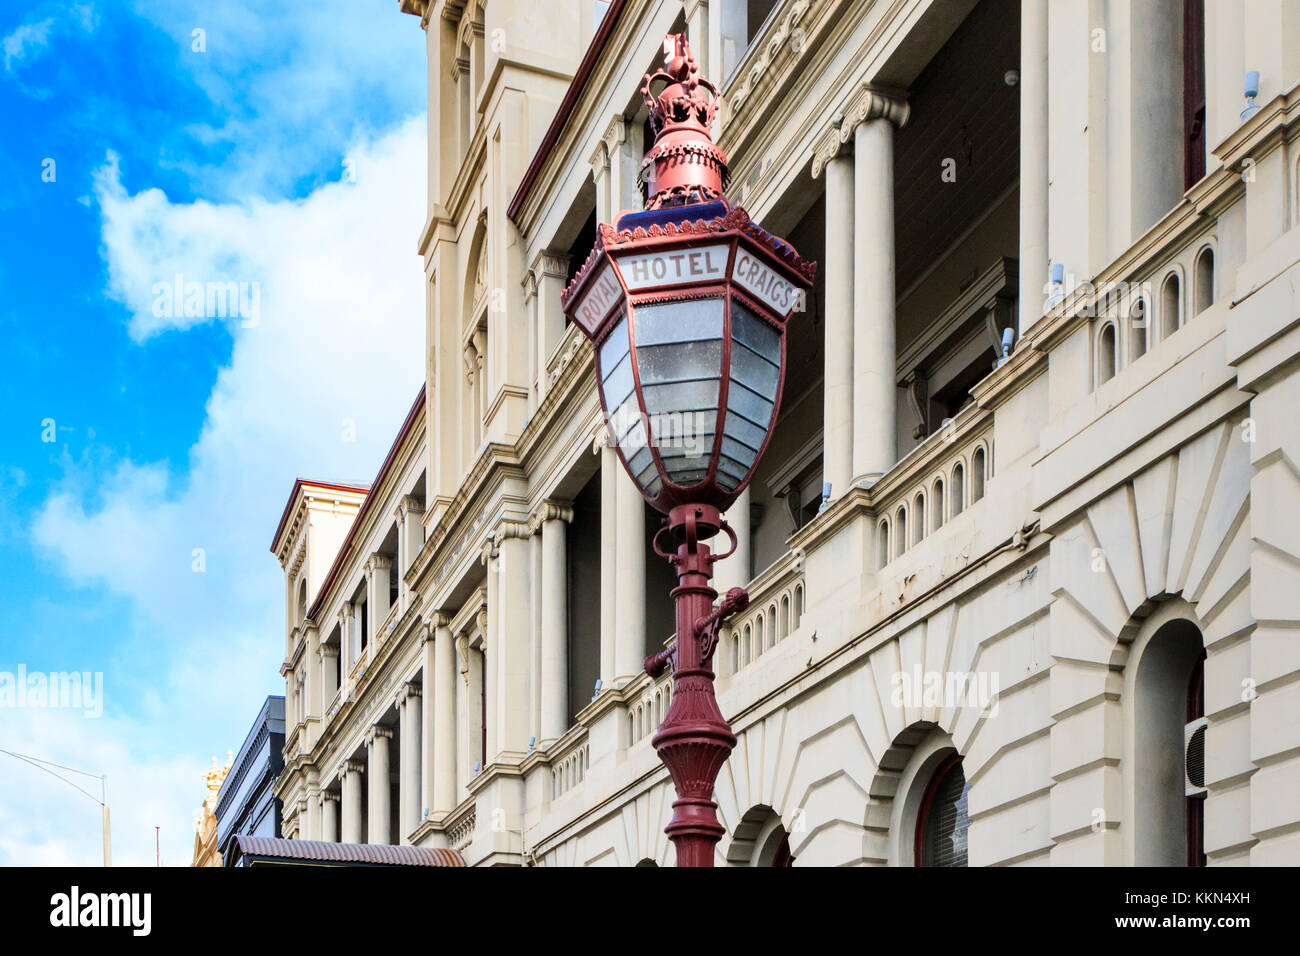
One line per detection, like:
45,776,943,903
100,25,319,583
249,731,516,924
930,349,997,426
1187,649,1207,867
564,209,599,297
1183,0,1207,189
915,755,970,867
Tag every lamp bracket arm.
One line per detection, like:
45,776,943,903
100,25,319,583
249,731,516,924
695,586,750,663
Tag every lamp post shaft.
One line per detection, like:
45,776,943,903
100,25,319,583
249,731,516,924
644,504,747,866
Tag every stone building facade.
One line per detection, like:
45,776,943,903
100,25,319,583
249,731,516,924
271,0,1300,865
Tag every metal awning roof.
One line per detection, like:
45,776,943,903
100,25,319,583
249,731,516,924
232,836,464,867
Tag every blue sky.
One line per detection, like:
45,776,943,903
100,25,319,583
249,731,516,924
0,1,428,865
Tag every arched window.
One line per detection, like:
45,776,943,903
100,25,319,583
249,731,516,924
1130,296,1148,359
1161,273,1182,339
1132,617,1206,866
296,578,308,625
878,519,891,568
915,754,970,867
895,505,908,558
792,584,804,629
1097,323,1118,386
931,478,945,530
727,806,795,867
950,463,964,517
971,447,986,502
1194,247,1214,315
912,491,926,545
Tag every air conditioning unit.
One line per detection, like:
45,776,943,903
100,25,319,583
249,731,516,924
1185,715,1208,797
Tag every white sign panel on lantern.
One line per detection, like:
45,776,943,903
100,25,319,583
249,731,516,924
732,248,801,317
615,244,729,291
572,263,622,334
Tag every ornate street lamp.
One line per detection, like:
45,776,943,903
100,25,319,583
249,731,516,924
561,34,816,867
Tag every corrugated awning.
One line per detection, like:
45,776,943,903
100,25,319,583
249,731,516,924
232,836,464,867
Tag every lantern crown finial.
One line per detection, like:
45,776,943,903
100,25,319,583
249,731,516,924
639,34,728,209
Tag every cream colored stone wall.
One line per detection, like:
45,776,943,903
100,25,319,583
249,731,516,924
273,0,1300,866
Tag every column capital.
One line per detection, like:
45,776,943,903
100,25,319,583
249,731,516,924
811,86,909,178
529,499,574,533
320,642,339,660
366,725,394,746
589,139,609,177
396,681,422,706
602,115,627,153
367,552,393,574
396,494,425,521
322,790,340,804
843,84,910,134
530,248,570,281
340,759,364,776
590,424,611,454
481,518,530,563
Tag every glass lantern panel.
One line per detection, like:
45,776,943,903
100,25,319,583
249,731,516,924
634,297,724,345
731,299,782,364
725,381,774,433
720,302,781,489
633,298,725,487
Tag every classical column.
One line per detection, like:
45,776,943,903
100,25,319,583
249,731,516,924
491,527,531,759
455,633,472,789
812,129,855,501
433,616,457,813
537,501,574,745
529,525,543,742
340,760,363,844
396,495,424,604
366,553,392,640
598,436,618,688
320,643,339,707
366,726,392,844
614,467,646,682
321,790,339,843
1019,0,1049,336
531,251,570,408
604,117,642,215
347,603,361,667
398,683,421,843
590,141,611,223
715,485,751,595
684,0,710,75
850,88,908,483
305,775,321,840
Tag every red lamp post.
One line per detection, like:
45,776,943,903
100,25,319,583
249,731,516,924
561,34,816,866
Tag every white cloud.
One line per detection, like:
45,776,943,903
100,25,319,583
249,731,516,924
22,115,427,865
2,17,54,71
0,708,201,868
2,5,96,73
